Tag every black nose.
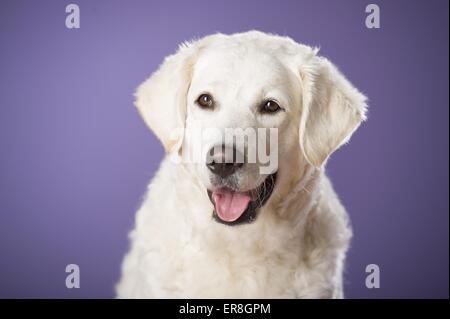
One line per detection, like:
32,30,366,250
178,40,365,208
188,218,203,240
206,145,244,178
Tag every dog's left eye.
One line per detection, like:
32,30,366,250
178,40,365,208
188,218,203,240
260,100,282,114
196,93,214,109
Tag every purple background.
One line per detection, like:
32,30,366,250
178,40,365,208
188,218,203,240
0,0,448,298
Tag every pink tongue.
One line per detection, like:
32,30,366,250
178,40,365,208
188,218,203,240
212,189,252,222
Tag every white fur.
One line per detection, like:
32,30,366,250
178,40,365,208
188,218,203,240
116,31,367,298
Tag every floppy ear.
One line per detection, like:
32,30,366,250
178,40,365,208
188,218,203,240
299,56,368,167
134,44,196,153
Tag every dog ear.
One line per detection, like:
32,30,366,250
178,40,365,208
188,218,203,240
298,56,368,167
134,44,196,154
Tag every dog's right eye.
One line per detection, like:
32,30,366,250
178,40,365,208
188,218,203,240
196,93,214,109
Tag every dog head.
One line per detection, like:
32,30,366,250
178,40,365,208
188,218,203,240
135,31,367,225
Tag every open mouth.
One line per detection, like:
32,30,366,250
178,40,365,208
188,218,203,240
207,172,277,226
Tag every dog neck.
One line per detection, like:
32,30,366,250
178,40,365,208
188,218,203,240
268,162,322,224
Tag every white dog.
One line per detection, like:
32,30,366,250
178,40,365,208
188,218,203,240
116,31,367,298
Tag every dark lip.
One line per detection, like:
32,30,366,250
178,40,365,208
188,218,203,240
207,172,277,226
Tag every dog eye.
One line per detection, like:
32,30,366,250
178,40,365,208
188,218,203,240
261,100,281,113
196,93,214,109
